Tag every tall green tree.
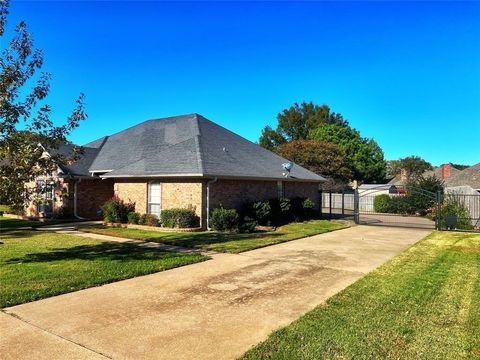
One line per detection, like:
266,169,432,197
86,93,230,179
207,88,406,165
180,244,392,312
388,156,433,179
259,102,348,150
0,0,86,211
310,123,386,183
276,139,352,182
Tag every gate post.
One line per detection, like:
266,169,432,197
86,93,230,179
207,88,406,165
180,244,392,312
354,188,359,224
342,189,345,216
329,191,332,220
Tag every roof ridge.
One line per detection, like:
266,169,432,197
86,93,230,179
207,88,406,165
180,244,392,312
193,114,205,175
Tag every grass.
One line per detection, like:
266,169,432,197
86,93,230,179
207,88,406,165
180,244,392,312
0,204,11,213
78,220,348,253
0,216,47,230
240,231,480,359
0,217,208,308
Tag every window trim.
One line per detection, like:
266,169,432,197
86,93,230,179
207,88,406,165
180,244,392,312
147,181,161,217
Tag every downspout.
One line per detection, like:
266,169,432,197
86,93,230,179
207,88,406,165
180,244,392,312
206,177,218,230
73,179,86,220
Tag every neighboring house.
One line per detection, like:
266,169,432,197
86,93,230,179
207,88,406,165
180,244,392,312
26,114,325,227
445,163,480,193
388,163,461,186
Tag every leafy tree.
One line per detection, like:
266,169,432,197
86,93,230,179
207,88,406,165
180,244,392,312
450,163,470,171
276,139,352,183
309,123,386,183
0,0,86,211
259,102,348,150
386,160,402,179
397,156,433,179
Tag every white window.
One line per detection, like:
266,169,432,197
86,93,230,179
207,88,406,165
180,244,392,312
148,182,161,217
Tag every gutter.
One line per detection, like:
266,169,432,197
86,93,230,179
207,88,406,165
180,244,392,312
206,177,218,230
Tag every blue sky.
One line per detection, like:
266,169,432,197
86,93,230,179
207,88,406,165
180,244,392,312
4,1,480,165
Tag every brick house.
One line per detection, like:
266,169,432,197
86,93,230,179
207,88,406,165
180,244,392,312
27,114,325,227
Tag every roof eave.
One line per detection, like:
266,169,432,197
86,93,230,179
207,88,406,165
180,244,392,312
101,172,324,182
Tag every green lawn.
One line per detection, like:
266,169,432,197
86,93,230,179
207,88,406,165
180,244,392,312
0,216,47,230
0,217,208,308
78,220,348,253
241,231,480,359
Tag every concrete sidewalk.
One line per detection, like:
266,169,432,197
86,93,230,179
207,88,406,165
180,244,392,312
1,226,431,360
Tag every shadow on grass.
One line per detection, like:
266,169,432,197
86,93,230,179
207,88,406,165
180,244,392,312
131,231,284,248
5,242,192,264
0,230,38,240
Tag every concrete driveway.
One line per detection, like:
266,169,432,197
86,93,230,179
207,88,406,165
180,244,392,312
1,225,431,360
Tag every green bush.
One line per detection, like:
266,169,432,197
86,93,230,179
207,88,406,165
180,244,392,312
302,198,316,219
138,214,147,225
101,197,135,223
388,196,409,215
239,216,257,233
127,212,140,224
160,208,200,228
374,194,391,213
143,214,159,227
267,198,294,225
253,201,271,225
53,205,73,219
210,207,239,231
279,198,291,214
440,196,474,230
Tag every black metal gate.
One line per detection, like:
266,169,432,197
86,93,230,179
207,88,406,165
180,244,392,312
353,185,438,230
320,186,480,232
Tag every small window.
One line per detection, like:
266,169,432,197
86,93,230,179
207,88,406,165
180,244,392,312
148,182,161,217
277,181,284,198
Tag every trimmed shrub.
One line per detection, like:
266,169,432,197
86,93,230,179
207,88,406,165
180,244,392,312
53,205,73,219
268,198,293,225
253,201,271,225
210,207,239,231
127,212,140,224
279,198,291,214
374,194,391,213
239,216,257,233
388,196,410,215
143,214,159,227
302,198,316,219
160,208,200,228
138,213,147,225
101,197,135,223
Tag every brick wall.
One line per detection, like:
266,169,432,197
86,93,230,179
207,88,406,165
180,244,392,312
208,179,320,210
161,181,203,218
284,182,320,209
76,179,114,218
114,179,204,225
113,178,321,228
208,179,278,210
114,180,148,214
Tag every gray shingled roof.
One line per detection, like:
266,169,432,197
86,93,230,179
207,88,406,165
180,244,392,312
84,114,324,182
53,143,100,177
445,163,480,190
